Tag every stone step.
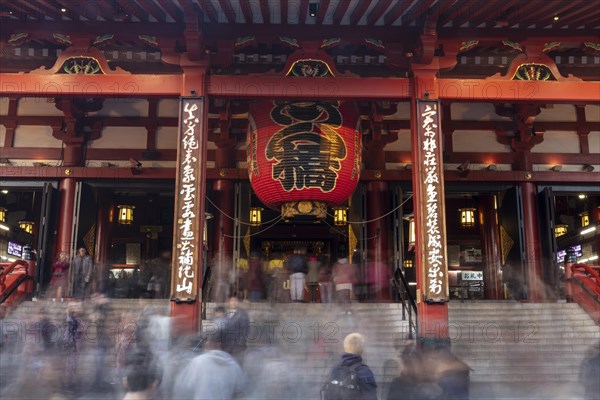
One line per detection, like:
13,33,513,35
449,301,580,308
466,358,585,367
452,343,594,352
3,299,596,388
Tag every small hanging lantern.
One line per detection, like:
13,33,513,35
0,207,6,223
404,214,416,251
18,220,34,234
249,207,263,227
408,218,416,247
580,211,590,227
459,208,476,229
117,205,135,225
333,207,348,226
554,224,568,238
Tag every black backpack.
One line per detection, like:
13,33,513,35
321,363,362,400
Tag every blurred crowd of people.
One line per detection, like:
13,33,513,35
0,289,475,400
209,247,394,306
45,248,172,302
2,288,599,400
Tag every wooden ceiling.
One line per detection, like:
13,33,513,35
0,0,600,36
1,0,598,32
0,1,598,79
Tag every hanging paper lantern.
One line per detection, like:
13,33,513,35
247,100,361,218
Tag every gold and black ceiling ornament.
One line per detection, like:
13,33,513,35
286,59,334,77
513,63,555,81
281,201,327,219
62,57,103,74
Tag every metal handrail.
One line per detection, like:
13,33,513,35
392,267,417,339
201,266,212,320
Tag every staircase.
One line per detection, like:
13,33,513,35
0,298,171,396
448,301,599,384
1,299,597,399
203,302,413,385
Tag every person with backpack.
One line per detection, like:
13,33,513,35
322,332,377,400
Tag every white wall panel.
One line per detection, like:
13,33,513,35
385,130,411,151
0,98,9,116
453,130,510,152
157,99,179,117
536,104,577,122
14,126,60,147
156,127,177,149
531,131,580,153
88,98,148,117
589,131,600,154
17,98,63,116
90,127,146,149
586,105,600,122
451,103,511,121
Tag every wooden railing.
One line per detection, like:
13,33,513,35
568,263,600,323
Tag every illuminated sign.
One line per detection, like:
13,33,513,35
557,244,582,263
7,241,22,257
461,271,483,281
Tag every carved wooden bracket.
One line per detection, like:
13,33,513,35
53,98,103,144
494,103,544,153
363,102,398,153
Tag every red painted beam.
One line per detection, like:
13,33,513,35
207,76,412,99
0,73,412,99
2,73,599,103
0,166,175,179
438,79,600,103
0,165,596,184
0,74,182,97
0,147,178,161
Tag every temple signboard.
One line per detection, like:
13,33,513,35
416,100,449,303
170,97,205,302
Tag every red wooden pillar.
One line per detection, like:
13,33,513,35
479,195,503,299
56,178,77,256
170,64,209,336
520,181,544,301
94,190,113,266
211,142,236,266
410,71,449,348
211,179,234,261
366,180,391,301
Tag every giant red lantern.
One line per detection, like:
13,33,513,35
247,100,361,218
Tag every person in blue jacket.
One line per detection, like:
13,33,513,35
327,332,378,400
